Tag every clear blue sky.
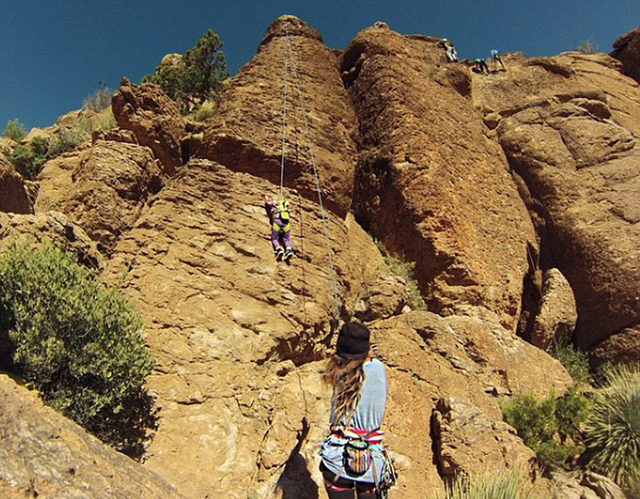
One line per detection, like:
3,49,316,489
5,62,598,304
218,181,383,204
2,0,639,130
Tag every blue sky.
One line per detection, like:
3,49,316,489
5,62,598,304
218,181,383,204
2,0,639,130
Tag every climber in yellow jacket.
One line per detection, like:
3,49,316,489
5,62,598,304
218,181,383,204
265,195,293,261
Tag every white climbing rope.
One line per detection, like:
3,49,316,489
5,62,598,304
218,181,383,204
279,30,291,197
287,39,342,326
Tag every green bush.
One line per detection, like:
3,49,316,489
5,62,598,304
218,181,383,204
193,104,215,121
9,139,48,180
47,125,86,157
547,339,591,385
143,29,228,112
584,364,640,489
83,87,114,112
2,118,27,142
431,468,539,499
577,40,596,54
0,242,155,456
372,237,426,311
502,390,590,470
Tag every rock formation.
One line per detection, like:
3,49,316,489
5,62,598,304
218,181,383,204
0,211,101,269
611,25,640,83
530,268,578,349
0,374,187,499
192,15,358,217
112,77,186,174
0,162,31,215
472,52,640,354
35,139,162,253
341,24,536,332
2,14,639,499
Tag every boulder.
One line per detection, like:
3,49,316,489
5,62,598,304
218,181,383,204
590,325,640,367
341,24,536,331
0,162,31,215
192,16,358,217
473,52,640,351
550,470,627,499
362,311,571,495
530,268,578,349
611,25,640,84
35,140,162,254
0,211,101,269
432,397,536,480
112,77,185,174
0,374,186,499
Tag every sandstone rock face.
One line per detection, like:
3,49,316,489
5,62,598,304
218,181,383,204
611,25,640,84
7,16,637,499
192,16,358,217
531,268,578,349
551,470,627,499
368,311,570,495
0,162,31,215
432,397,536,480
473,52,640,352
0,375,187,499
112,77,185,174
101,159,407,498
97,156,570,498
590,325,640,366
341,24,536,331
35,140,162,254
0,211,101,269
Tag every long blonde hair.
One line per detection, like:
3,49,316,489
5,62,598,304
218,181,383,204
324,354,366,428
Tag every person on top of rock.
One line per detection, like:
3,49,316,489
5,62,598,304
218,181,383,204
319,322,396,499
265,195,293,261
473,58,490,74
440,38,459,63
491,49,506,70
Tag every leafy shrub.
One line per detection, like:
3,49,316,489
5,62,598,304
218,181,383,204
577,40,596,54
10,145,44,179
431,468,540,499
47,125,87,157
0,242,155,456
2,118,27,142
9,137,49,180
83,87,113,112
584,364,640,489
143,29,228,112
193,104,215,121
547,339,591,385
502,390,591,470
372,237,426,311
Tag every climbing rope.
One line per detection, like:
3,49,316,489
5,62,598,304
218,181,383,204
287,37,342,326
279,30,291,197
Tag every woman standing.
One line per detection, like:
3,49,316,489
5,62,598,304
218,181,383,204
319,322,392,499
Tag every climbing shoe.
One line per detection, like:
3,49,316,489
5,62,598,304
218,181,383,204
284,248,293,261
275,247,284,261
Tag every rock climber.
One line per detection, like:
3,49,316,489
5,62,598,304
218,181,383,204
473,58,490,74
265,195,293,261
491,49,506,70
440,38,459,63
319,322,397,499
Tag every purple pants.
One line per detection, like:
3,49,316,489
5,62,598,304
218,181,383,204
271,227,292,250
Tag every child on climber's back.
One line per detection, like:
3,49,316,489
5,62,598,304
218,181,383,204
265,195,293,261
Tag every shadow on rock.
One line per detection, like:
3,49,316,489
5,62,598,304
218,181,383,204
276,418,319,499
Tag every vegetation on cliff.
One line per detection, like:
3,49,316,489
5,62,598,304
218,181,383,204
0,242,155,457
142,28,228,112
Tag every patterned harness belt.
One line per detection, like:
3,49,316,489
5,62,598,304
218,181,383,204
331,427,384,444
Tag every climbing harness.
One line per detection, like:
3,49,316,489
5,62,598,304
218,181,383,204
277,29,342,325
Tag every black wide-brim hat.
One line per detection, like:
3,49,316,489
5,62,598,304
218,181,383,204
336,322,370,360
